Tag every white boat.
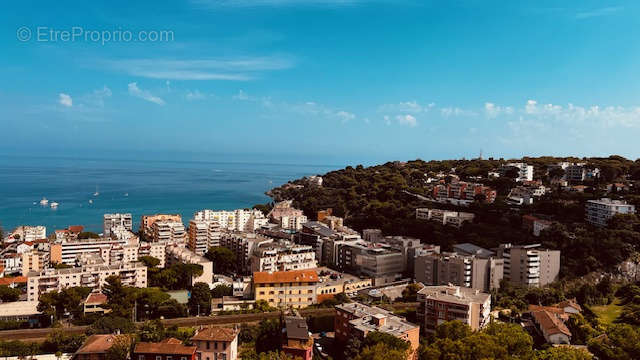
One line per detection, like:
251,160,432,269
124,193,129,197
88,199,93,204
93,185,100,196
50,202,59,208
39,197,49,206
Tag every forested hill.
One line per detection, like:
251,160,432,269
260,156,640,277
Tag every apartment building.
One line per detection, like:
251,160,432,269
187,219,221,255
103,213,132,237
27,261,147,301
151,220,187,244
54,225,84,242
335,302,420,360
250,241,317,273
414,252,503,292
565,164,600,182
139,214,182,241
316,268,372,302
499,162,534,182
336,241,404,285
53,237,126,265
268,201,308,231
585,198,636,227
165,245,213,285
417,285,491,334
432,182,496,204
21,250,49,276
220,232,272,274
193,209,268,232
6,226,46,243
192,327,239,360
416,208,475,227
496,243,560,287
253,269,319,309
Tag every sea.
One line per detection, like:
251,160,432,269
0,155,342,234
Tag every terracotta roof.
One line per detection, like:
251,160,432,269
253,269,319,284
556,299,582,312
68,225,84,233
0,276,27,286
75,335,118,354
85,292,108,305
532,310,571,337
191,327,239,342
134,339,196,355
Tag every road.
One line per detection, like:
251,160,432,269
0,308,337,342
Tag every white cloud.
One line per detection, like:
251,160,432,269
484,102,514,118
233,90,250,100
440,107,476,117
336,110,356,123
396,114,417,127
82,86,112,108
576,6,623,19
379,100,433,114
103,56,295,81
58,93,73,107
128,82,165,105
186,90,206,101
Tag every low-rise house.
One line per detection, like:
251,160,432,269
83,291,109,315
282,315,313,360
73,335,119,360
134,338,197,360
192,327,240,360
531,310,572,344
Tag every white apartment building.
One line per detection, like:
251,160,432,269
220,232,273,274
55,237,132,265
496,243,560,287
165,245,214,285
188,219,222,255
193,209,268,232
138,241,167,267
268,201,308,231
27,262,147,301
416,208,475,227
417,285,491,333
251,242,317,273
501,162,534,182
103,213,132,237
585,198,636,227
151,220,187,243
7,226,47,243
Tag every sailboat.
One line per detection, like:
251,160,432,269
93,185,100,196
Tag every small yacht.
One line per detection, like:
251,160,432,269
50,202,59,209
39,197,49,206
93,186,100,196
88,199,93,204
124,193,129,197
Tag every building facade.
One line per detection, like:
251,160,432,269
585,198,636,227
253,269,319,309
417,285,491,334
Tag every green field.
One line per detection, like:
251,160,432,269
591,299,623,325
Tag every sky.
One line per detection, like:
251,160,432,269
2,0,640,165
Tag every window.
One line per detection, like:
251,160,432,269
167,357,172,360
206,341,210,350
156,356,162,360
139,356,144,360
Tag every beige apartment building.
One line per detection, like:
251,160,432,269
414,252,503,292
417,285,491,334
140,214,182,241
188,219,221,255
27,262,147,301
253,269,319,309
192,327,240,360
496,243,560,287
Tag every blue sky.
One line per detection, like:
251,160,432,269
2,0,640,164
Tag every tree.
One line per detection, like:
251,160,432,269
356,343,408,360
105,335,133,360
139,320,166,342
362,332,409,353
0,285,21,302
77,232,100,239
588,324,640,360
139,256,160,268
434,320,472,341
189,282,212,316
88,316,135,335
401,284,421,302
211,284,233,298
204,247,236,274
483,322,533,359
536,346,592,359
103,276,135,318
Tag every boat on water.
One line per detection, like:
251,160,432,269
39,197,49,206
93,185,100,196
50,202,59,208
88,199,93,204
124,193,129,197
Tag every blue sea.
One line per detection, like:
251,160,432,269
0,155,341,234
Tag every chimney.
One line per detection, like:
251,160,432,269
372,314,387,327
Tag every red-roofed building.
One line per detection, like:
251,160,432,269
0,276,27,288
134,338,197,360
531,310,572,344
191,327,239,360
253,270,319,309
84,291,110,314
73,334,120,360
